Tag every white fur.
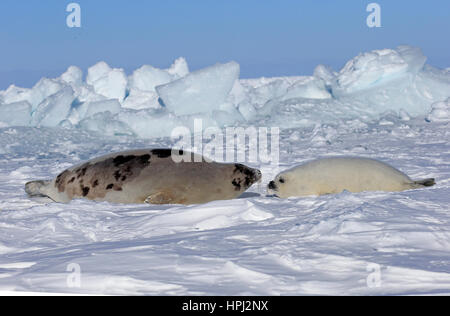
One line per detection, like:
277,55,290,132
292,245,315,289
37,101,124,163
268,157,424,198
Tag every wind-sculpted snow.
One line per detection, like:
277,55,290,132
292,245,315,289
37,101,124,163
331,46,427,96
1,46,449,138
427,98,450,122
0,117,449,295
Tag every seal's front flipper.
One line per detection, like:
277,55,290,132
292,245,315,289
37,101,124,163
25,180,51,197
144,191,177,204
413,178,436,187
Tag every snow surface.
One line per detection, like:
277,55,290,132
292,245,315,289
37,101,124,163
0,45,450,295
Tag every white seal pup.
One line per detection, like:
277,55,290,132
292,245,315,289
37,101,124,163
25,149,262,205
268,157,435,198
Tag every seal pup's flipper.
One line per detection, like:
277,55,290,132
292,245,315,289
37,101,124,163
413,178,436,187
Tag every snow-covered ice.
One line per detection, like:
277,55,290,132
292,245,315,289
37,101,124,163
427,98,450,122
156,61,240,116
0,45,450,295
86,62,128,102
77,99,122,120
30,86,75,127
1,46,449,138
0,101,32,126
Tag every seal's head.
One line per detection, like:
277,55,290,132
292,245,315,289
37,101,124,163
230,164,262,192
267,172,289,197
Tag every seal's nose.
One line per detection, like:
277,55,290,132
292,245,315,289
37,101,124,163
268,180,277,190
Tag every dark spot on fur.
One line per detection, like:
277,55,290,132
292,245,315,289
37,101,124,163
234,164,244,173
74,165,89,179
244,176,252,187
232,178,242,191
56,172,65,184
234,164,253,177
111,154,150,183
138,154,150,164
53,151,152,200
113,155,136,166
82,186,90,197
55,170,71,192
151,149,172,158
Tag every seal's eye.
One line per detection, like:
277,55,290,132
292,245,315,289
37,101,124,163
279,178,285,183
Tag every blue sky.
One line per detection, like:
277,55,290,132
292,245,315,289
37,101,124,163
0,0,449,89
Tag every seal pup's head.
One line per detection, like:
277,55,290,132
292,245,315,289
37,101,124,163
267,172,289,197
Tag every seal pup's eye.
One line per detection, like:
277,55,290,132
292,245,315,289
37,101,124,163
279,178,285,183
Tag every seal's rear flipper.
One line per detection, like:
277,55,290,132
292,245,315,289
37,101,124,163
25,180,51,197
414,178,436,187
